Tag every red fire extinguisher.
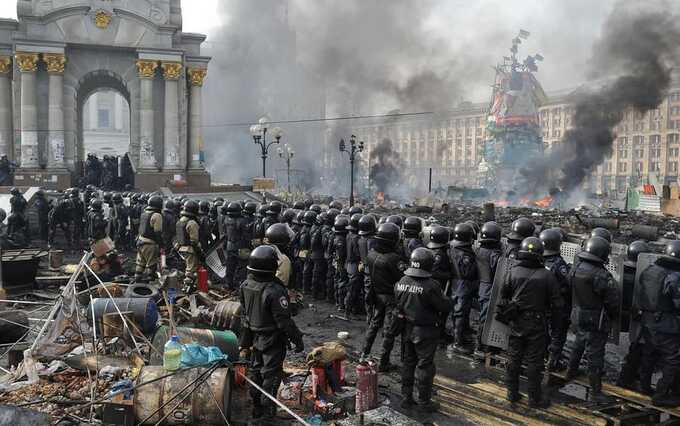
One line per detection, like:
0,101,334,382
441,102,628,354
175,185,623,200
197,266,209,293
355,361,378,413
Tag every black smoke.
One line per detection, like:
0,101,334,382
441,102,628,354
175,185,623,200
370,138,403,194
521,0,680,194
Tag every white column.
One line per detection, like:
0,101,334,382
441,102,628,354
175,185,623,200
44,53,66,169
188,67,207,170
0,56,12,159
15,52,40,168
114,92,123,131
161,62,182,169
89,92,98,129
136,59,158,169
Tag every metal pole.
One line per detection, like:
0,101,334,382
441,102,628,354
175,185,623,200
262,152,267,178
287,157,291,193
350,151,355,207
429,167,432,193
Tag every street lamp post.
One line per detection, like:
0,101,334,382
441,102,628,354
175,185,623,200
278,144,295,193
339,135,364,207
249,117,283,177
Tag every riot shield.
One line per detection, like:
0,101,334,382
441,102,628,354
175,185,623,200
481,256,511,350
205,238,227,278
629,253,663,344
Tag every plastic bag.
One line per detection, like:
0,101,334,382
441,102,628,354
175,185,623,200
180,344,228,367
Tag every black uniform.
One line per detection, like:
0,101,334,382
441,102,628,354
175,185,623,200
239,276,303,416
634,258,680,402
322,224,336,303
345,230,364,316
161,206,177,265
333,233,349,309
111,201,129,248
544,254,571,367
71,197,85,247
617,262,642,388
129,200,142,245
48,198,72,248
88,208,108,242
448,245,478,346
476,243,501,347
502,257,563,404
34,195,50,241
359,235,377,320
402,237,424,262
566,256,619,383
310,224,327,300
222,214,244,288
395,275,453,405
9,193,27,216
299,224,313,294
362,242,403,368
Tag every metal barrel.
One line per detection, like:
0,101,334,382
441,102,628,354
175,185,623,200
583,217,620,230
134,366,231,425
210,300,242,332
482,203,495,222
48,250,64,269
87,297,158,334
150,326,239,364
631,224,658,241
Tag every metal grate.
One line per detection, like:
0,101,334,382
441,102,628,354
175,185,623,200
205,246,227,279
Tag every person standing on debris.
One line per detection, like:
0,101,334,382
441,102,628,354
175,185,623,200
396,247,454,412
34,189,50,242
239,245,304,420
332,215,350,311
502,237,562,408
474,221,503,359
87,199,108,244
631,240,680,407
565,236,619,402
175,201,203,291
111,193,129,249
9,187,27,216
617,240,651,390
134,195,163,283
48,194,73,248
358,215,378,322
402,217,425,260
505,217,535,260
300,210,316,295
362,222,403,372
345,213,366,319
540,228,572,372
222,202,245,289
310,212,328,300
448,223,479,355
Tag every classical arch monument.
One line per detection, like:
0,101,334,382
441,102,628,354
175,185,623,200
0,0,210,190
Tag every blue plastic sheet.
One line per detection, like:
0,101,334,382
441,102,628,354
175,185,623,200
180,343,228,367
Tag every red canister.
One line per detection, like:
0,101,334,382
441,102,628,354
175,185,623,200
197,266,209,293
355,361,378,413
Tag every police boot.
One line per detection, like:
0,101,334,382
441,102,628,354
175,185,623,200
506,374,521,403
527,374,550,408
401,386,415,410
564,357,581,382
652,374,680,407
416,387,440,414
588,374,611,403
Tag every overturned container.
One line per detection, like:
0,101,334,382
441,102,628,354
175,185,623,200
88,297,158,334
150,326,239,364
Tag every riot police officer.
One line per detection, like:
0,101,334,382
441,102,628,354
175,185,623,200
176,201,203,290
162,199,177,257
9,187,27,216
70,190,85,247
505,217,535,260
502,237,562,408
111,193,128,249
310,212,328,300
590,227,612,243
475,221,502,357
632,240,680,406
565,237,619,402
323,209,341,303
222,202,244,289
617,240,651,389
129,194,142,245
290,211,307,291
198,201,213,253
135,195,163,283
265,223,293,287
299,211,316,295
358,215,377,321
362,222,403,372
396,247,454,412
402,217,424,260
6,213,28,248
87,199,108,243
332,216,349,311
540,228,571,371
48,195,73,248
448,223,479,354
427,225,451,290
345,213,365,319
34,189,50,241
239,245,304,419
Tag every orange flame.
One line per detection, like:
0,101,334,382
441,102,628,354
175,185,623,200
533,195,553,208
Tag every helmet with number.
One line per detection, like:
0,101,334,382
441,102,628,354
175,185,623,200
199,201,210,214
349,206,363,216
293,201,305,210
358,214,377,236
578,236,610,264
309,204,322,214
452,223,475,247
265,223,291,248
9,187,20,196
403,217,423,237
625,240,651,267
326,208,340,226
148,195,163,211
479,221,502,244
247,245,279,274
347,213,361,232
590,227,612,243
112,193,123,203
244,202,258,215
294,211,305,225
329,200,343,210
427,225,450,249
316,212,328,226
340,208,350,216
375,222,401,245
90,199,103,212
226,202,242,217
539,228,563,256
507,217,535,241
386,215,404,230
664,240,680,260
163,199,175,212
334,215,350,234
518,236,544,260
404,247,434,278
302,211,317,226
282,208,297,224
182,200,199,217
267,201,283,216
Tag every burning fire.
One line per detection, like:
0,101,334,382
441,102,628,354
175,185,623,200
493,195,553,208
533,195,553,208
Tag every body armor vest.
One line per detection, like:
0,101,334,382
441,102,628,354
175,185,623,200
571,264,604,311
139,210,159,242
242,281,277,332
175,217,191,246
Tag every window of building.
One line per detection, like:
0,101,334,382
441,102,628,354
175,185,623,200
605,162,612,173
636,162,644,172
668,134,679,143
635,148,644,158
651,161,660,172
650,134,661,144
670,147,680,157
633,135,645,145
618,162,627,173
98,109,110,128
669,162,678,173
651,147,661,158
635,122,645,131
553,118,561,127
617,149,628,159
552,129,561,138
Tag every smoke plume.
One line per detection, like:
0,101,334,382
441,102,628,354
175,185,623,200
370,138,403,194
521,0,680,194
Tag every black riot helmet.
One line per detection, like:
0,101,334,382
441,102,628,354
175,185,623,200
103,192,112,203
348,213,362,232
358,214,377,236
404,247,434,278
334,215,349,234
664,240,680,260
182,200,199,217
257,204,268,217
226,202,242,217
213,196,224,204
36,189,45,198
329,200,343,210
247,245,279,275
539,228,563,256
518,236,544,260
508,217,535,241
625,240,650,267
112,193,123,203
9,187,19,196
163,199,175,212
375,222,401,246
578,236,610,264
282,208,297,224
316,212,328,226
309,204,322,214
403,216,423,237
590,227,612,243
199,201,210,214
465,220,480,239
265,223,291,248
293,201,306,210
452,223,475,247
302,210,317,226
326,208,340,226
378,216,387,225
148,195,163,211
90,199,103,212
386,215,404,230
267,201,283,216
340,207,350,216
244,202,257,215
427,225,450,249
349,206,363,216
294,211,305,225
479,221,502,244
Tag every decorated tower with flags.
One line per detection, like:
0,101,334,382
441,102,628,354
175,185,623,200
479,30,548,195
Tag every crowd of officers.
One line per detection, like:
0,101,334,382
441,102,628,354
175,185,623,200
25,189,680,415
